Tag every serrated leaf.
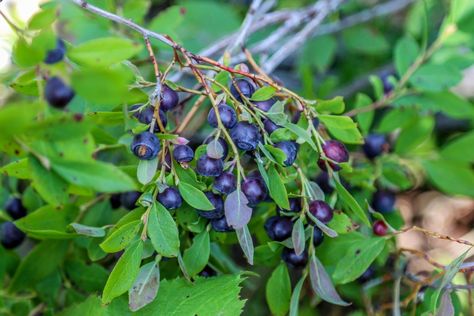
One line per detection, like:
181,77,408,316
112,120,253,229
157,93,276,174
100,220,141,253
309,254,350,306
183,231,210,277
333,237,385,284
225,190,252,229
178,182,214,210
266,263,291,316
236,225,254,265
68,37,142,66
148,203,180,257
129,261,160,312
102,241,143,304
267,165,290,210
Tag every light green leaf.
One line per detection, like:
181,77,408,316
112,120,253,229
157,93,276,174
319,115,364,144
183,231,210,277
334,179,370,226
423,159,474,198
28,7,57,30
394,35,420,76
267,165,290,210
148,203,180,257
0,158,30,179
409,64,462,92
178,182,214,210
395,116,434,154
30,156,68,206
316,96,345,114
354,93,374,135
251,86,277,101
100,220,141,253
266,263,291,316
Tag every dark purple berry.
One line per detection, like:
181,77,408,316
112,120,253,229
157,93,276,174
358,266,375,283
287,198,301,213
315,172,333,194
132,105,167,131
199,265,217,277
371,190,396,213
282,248,308,269
5,198,27,220
241,177,268,205
213,172,236,195
131,131,161,160
44,38,66,64
157,187,182,210
173,145,194,163
263,119,280,134
313,226,324,247
318,140,349,171
207,104,237,129
230,122,261,151
264,216,293,241
196,155,224,177
120,191,141,210
363,134,388,159
211,216,234,232
160,85,179,111
197,192,224,219
230,78,256,102
253,98,276,112
204,137,228,160
1,222,25,249
44,77,75,108
274,141,299,166
312,118,320,129
110,194,122,209
308,200,333,224
373,220,388,236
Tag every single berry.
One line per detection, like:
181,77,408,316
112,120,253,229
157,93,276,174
157,187,182,210
110,194,122,209
264,216,293,241
315,172,333,194
230,78,256,102
213,172,237,195
241,177,268,206
263,119,280,134
313,118,320,129
313,226,324,247
287,198,301,213
363,134,388,159
198,192,224,219
131,131,161,160
373,220,388,236
211,216,234,232
371,190,396,213
196,155,224,177
160,85,179,111
281,248,308,269
358,266,375,283
274,141,299,166
207,104,237,129
230,122,261,151
44,77,75,108
308,200,333,224
199,265,217,277
253,98,276,112
132,105,167,131
44,38,66,64
120,191,141,210
5,198,27,220
318,140,349,171
1,222,25,249
173,145,194,163
204,137,228,160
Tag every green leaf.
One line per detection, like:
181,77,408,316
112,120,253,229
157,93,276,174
137,158,158,185
282,122,318,150
266,263,291,316
251,86,277,101
292,218,305,256
440,131,474,163
102,241,144,304
333,237,386,284
68,37,142,66
65,260,108,293
0,102,44,139
342,26,389,55
9,240,69,292
289,275,306,316
236,225,254,265
51,159,137,193
148,203,180,257
319,115,363,144
28,7,57,30
70,223,106,238
27,114,94,141
71,67,133,106
376,107,418,133
100,220,141,253
15,205,78,239
354,93,374,135
409,64,462,92
0,158,30,179
395,116,434,154
394,35,419,76
183,231,210,277
129,261,160,312
301,35,337,73
178,182,214,210
267,165,290,210
316,96,345,114
328,211,354,234
30,156,68,206
334,179,370,226
423,159,474,198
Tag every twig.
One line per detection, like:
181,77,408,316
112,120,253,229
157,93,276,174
396,226,474,247
227,0,263,53
262,0,345,73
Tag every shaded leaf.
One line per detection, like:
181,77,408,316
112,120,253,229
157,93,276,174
129,261,160,312
225,190,252,229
